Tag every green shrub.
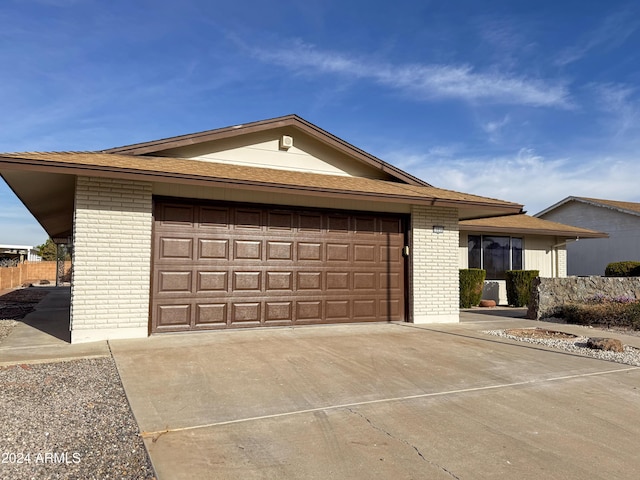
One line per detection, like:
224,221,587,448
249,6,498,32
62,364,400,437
459,269,486,308
505,270,539,307
605,261,640,277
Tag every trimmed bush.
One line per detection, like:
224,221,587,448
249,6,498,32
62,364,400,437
505,270,539,307
459,269,486,308
605,261,640,277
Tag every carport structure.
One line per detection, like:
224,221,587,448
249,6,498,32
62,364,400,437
0,115,522,342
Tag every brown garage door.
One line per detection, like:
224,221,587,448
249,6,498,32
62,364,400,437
151,199,407,333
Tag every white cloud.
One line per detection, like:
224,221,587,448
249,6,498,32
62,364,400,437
555,8,640,66
589,82,639,137
385,147,640,215
255,42,571,108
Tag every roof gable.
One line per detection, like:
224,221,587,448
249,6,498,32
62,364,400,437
536,196,640,218
104,114,430,186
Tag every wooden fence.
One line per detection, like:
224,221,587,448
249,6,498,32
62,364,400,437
0,261,72,290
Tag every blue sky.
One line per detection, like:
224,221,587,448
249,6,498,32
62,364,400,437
2,0,640,246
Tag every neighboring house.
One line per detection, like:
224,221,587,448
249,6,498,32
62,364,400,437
0,244,41,265
537,197,640,276
459,214,607,304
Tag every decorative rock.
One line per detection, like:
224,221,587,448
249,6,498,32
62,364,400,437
479,299,497,308
586,337,624,353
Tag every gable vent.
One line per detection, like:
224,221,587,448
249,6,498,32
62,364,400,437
280,135,294,150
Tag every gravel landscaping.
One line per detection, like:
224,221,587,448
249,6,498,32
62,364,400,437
484,327,640,367
0,357,155,480
0,288,155,479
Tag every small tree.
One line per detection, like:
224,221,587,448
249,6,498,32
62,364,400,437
36,238,70,261
36,238,58,261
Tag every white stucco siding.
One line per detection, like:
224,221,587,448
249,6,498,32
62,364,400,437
71,177,153,343
156,131,395,180
412,206,459,323
541,203,640,276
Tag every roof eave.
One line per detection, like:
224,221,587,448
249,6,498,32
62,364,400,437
458,223,608,238
0,157,521,215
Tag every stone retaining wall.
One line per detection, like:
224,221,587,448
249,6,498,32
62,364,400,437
528,276,640,319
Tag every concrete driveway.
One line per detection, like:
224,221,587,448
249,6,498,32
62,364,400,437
110,316,640,479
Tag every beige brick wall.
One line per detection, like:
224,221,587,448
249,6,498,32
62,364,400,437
71,177,152,343
557,245,567,278
411,205,459,323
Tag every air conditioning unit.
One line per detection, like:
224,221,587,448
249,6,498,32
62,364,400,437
280,135,294,150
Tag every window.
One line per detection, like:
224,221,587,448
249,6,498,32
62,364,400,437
468,235,523,280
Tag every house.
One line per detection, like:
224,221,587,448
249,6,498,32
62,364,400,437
459,214,607,304
536,197,640,276
0,244,41,265
0,115,531,343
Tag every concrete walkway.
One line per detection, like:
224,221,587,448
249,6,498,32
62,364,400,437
0,287,109,366
3,294,640,479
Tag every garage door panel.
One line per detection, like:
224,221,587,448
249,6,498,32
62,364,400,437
326,300,350,319
234,240,262,260
233,271,262,291
267,241,293,260
231,303,261,324
197,271,228,292
298,272,322,290
296,301,323,321
327,244,349,261
266,271,293,291
299,213,322,231
354,272,376,290
152,201,406,333
268,211,294,230
159,237,193,259
326,272,349,290
354,300,376,318
195,303,227,326
158,204,195,226
156,304,191,329
354,244,376,262
198,239,229,259
157,271,192,293
199,206,230,228
298,243,322,261
266,302,293,322
235,209,262,229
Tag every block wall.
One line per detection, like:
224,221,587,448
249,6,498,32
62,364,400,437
411,205,459,323
71,177,152,343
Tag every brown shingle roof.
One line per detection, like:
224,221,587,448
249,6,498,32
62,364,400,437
576,197,640,216
0,151,523,213
460,214,607,238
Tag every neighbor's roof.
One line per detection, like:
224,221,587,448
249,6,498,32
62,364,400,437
536,196,640,218
0,151,524,212
459,214,608,238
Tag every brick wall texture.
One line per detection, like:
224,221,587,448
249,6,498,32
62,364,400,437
71,177,152,334
411,205,459,322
